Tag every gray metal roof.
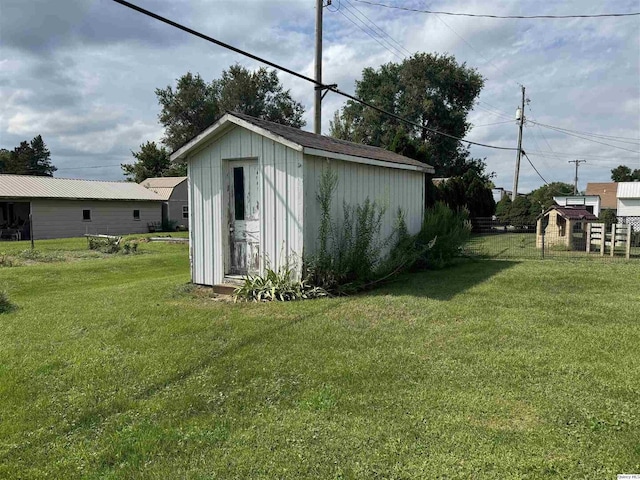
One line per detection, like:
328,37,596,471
617,181,640,198
0,175,164,201
172,112,434,173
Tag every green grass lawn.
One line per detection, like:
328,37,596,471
467,233,640,260
1,238,639,478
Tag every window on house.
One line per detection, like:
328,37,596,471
233,167,245,221
182,205,188,218
82,209,91,221
133,209,140,220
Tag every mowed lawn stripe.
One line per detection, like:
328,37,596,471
0,241,638,478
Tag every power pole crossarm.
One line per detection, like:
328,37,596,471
568,159,586,194
512,85,525,200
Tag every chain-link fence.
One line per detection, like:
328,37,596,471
464,217,640,261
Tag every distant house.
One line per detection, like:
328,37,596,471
616,182,640,217
0,174,162,240
170,112,434,287
552,195,601,217
536,205,598,250
141,176,189,229
585,182,618,211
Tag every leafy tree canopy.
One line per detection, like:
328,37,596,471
611,164,640,182
435,170,495,219
0,135,56,176
528,182,574,213
157,65,306,152
121,141,185,183
329,53,486,177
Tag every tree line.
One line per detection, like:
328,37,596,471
123,54,495,220
0,135,57,176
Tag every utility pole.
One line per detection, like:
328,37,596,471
314,0,323,134
511,85,525,200
568,159,586,194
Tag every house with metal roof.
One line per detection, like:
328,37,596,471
170,112,434,287
0,174,162,240
141,176,188,230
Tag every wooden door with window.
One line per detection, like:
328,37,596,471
228,160,260,275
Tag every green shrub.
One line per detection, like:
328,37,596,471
0,253,15,268
414,202,472,269
122,241,138,255
0,290,15,314
233,264,329,302
88,236,121,254
161,218,178,232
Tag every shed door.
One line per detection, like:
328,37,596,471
228,160,260,275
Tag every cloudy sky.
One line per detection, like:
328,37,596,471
1,0,639,192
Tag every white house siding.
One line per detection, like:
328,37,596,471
618,198,640,217
302,155,425,258
188,126,304,286
30,199,161,239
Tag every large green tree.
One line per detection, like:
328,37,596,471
329,53,485,177
156,65,306,152
528,182,574,213
436,170,495,219
611,164,640,182
121,141,185,183
0,135,56,176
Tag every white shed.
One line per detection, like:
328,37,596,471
171,112,434,287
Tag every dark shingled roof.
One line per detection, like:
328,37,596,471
230,112,433,171
551,205,598,221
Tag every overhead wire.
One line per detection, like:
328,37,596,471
343,0,412,57
528,119,640,145
522,151,549,185
336,8,406,60
111,0,518,152
353,0,640,19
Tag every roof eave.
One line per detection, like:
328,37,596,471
170,113,303,162
303,147,434,173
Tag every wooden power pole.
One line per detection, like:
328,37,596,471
568,159,586,194
314,0,323,134
512,85,525,200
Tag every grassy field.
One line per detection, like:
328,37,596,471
1,237,639,478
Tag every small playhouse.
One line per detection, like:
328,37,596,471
171,112,434,287
536,205,598,250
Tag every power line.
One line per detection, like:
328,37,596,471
522,151,549,185
353,0,640,19
111,0,518,152
471,120,515,128
336,8,406,60
528,119,640,145
343,0,412,57
57,164,123,170
529,122,640,153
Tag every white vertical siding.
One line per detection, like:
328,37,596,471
618,198,640,216
302,155,425,258
188,126,304,286
29,199,161,240
167,180,189,228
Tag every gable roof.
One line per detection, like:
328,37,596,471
617,182,640,199
545,205,598,221
0,174,163,201
585,182,618,209
171,112,434,173
141,176,187,201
